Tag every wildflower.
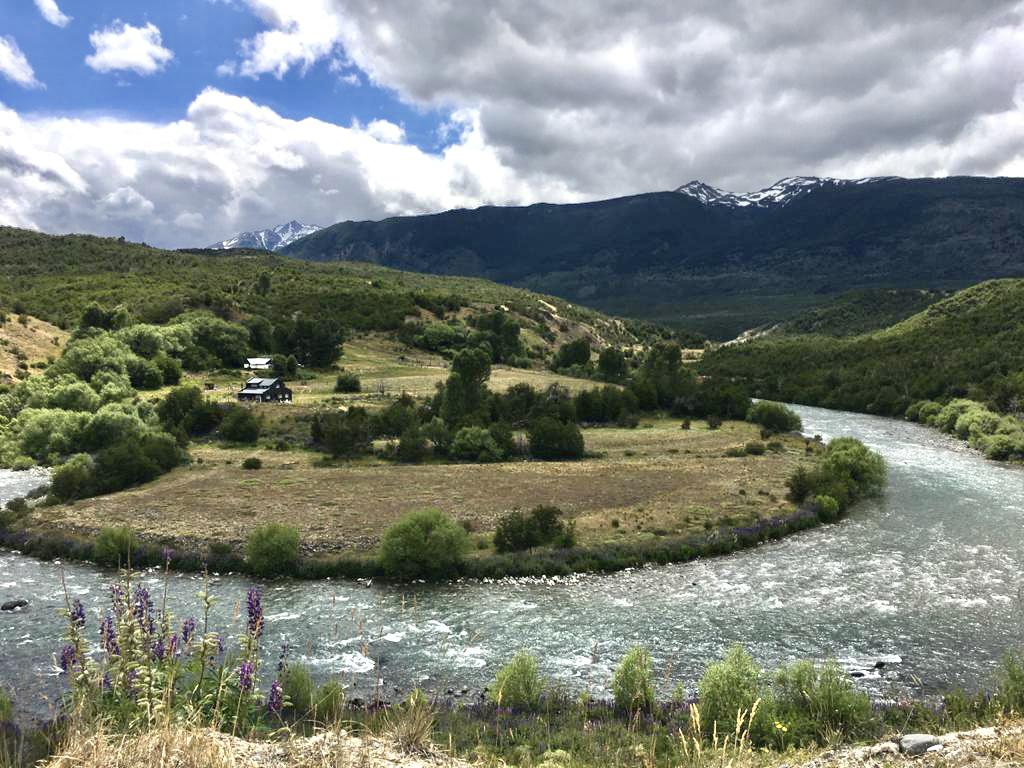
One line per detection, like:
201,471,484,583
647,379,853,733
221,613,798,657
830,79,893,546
99,614,120,656
277,642,290,673
246,587,263,639
152,637,167,661
238,661,255,693
58,644,76,673
180,617,197,646
774,721,789,733
101,673,112,692
69,599,85,629
132,585,154,634
267,679,284,714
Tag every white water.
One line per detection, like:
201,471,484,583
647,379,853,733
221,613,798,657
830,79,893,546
1,405,1022,717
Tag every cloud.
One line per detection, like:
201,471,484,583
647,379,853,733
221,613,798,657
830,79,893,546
225,0,1024,195
33,0,72,28
0,89,576,247
0,36,44,90
86,21,174,75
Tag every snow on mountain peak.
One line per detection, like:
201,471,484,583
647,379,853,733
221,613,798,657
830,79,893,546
675,176,901,209
208,221,321,252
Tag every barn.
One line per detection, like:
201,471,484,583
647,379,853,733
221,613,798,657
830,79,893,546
237,377,293,403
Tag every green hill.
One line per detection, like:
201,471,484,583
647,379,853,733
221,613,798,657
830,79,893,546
0,227,685,357
700,279,1024,417
769,288,948,337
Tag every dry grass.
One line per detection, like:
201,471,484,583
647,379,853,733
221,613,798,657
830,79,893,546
28,418,810,555
43,724,473,768
0,314,68,381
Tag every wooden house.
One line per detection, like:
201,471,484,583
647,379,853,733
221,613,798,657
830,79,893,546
237,377,293,403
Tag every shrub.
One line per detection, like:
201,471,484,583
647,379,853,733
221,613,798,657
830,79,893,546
220,406,261,444
773,660,875,746
378,508,469,580
282,663,315,715
551,338,591,370
698,646,773,745
451,426,505,462
744,441,766,456
93,433,180,494
815,494,840,522
242,457,262,470
612,646,654,713
528,417,584,460
724,446,747,458
998,652,1024,714
396,426,428,463
706,414,722,429
490,652,545,710
312,407,372,457
50,453,96,502
386,689,435,755
747,401,802,434
314,680,346,723
93,526,136,567
493,506,574,553
246,524,301,577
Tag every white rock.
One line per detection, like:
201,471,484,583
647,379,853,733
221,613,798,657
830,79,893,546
900,733,939,755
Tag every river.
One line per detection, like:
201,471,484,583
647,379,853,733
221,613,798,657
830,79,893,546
1,405,1022,717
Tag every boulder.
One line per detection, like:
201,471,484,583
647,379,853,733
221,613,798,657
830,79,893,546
1,599,28,611
900,734,939,755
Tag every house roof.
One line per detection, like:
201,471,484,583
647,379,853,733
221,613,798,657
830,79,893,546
239,388,267,395
246,357,272,365
245,377,280,387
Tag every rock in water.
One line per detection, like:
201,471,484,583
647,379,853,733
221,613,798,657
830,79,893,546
900,734,939,755
1,599,28,611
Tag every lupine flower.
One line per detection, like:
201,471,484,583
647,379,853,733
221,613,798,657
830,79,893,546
100,614,120,656
102,673,112,692
69,599,85,629
58,644,76,673
152,637,167,661
246,587,263,639
132,585,154,634
216,635,226,657
238,661,255,692
267,679,284,714
277,642,290,673
180,617,197,646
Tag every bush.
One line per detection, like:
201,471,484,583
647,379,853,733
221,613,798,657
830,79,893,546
744,440,766,456
773,660,875,746
396,426,428,463
815,494,840,522
242,457,262,470
451,426,505,462
612,646,654,713
50,453,96,502
314,681,346,722
93,433,181,494
747,401,802,434
706,414,722,429
378,508,469,580
528,417,584,460
93,526,136,567
489,652,545,710
698,646,772,745
998,652,1024,715
246,523,301,577
220,406,261,444
312,407,372,457
493,506,574,553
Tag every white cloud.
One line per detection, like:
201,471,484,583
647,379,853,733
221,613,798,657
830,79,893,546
33,0,72,28
0,36,44,90
224,0,1024,195
0,89,576,248
86,21,174,76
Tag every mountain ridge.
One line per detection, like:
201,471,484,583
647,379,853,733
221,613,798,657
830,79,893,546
281,175,1024,338
209,220,321,252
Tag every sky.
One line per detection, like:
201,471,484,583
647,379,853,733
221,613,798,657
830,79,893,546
1,0,1023,248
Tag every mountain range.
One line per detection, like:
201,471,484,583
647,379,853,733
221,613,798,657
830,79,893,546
209,220,321,252
220,176,1024,339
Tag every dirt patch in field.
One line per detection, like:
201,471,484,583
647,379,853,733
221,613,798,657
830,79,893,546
28,419,812,555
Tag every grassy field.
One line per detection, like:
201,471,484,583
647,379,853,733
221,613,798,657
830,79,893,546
26,417,810,556
0,314,68,381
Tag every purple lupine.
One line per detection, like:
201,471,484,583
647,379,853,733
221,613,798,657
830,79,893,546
180,617,197,646
132,585,155,634
238,661,255,693
69,599,86,629
100,614,120,656
58,644,76,673
152,637,167,661
216,635,226,657
277,642,290,673
246,587,263,639
267,679,284,714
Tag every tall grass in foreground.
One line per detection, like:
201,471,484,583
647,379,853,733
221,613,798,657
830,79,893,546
6,561,1024,767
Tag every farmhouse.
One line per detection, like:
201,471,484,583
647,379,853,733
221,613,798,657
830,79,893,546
237,377,293,403
244,357,273,370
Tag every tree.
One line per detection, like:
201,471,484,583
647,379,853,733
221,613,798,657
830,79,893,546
440,347,492,426
312,407,372,457
468,310,522,363
552,338,591,370
597,347,628,381
378,508,469,580
528,417,585,460
220,406,261,443
276,314,344,368
747,401,802,434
